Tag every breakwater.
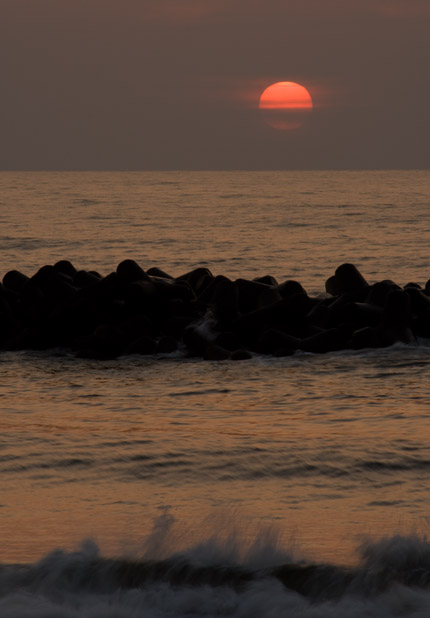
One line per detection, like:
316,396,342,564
1,260,429,359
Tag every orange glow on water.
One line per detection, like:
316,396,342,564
259,81,313,130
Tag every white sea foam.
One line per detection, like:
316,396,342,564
1,531,430,617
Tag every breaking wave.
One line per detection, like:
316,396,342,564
1,515,430,617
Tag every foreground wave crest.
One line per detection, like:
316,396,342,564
1,527,430,617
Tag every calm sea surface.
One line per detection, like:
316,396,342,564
0,171,430,617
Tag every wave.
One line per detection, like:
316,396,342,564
1,521,430,617
3,444,429,486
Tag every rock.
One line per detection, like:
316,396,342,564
253,275,278,286
116,259,147,283
366,280,401,308
150,276,194,302
183,323,213,356
75,323,124,359
157,336,177,354
203,344,230,361
124,335,158,355
231,349,252,360
306,300,330,328
328,300,382,330
404,287,430,316
74,270,102,289
209,277,239,326
215,331,243,352
325,275,341,296
3,270,30,293
300,327,347,354
235,278,277,314
412,308,430,338
162,315,196,338
350,327,380,350
53,260,78,278
277,280,307,299
377,290,415,346
176,268,214,296
334,263,369,298
256,328,300,355
146,267,173,279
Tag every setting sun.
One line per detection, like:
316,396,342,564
259,81,313,130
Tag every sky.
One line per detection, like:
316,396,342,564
1,0,429,170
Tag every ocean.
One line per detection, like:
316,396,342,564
0,170,430,617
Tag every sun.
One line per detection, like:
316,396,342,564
259,82,313,130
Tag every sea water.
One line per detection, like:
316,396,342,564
0,170,430,617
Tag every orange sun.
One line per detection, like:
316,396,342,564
259,81,313,130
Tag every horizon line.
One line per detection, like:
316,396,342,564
0,168,428,173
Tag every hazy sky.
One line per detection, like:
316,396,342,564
1,0,429,170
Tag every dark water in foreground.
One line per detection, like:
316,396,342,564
0,171,429,616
